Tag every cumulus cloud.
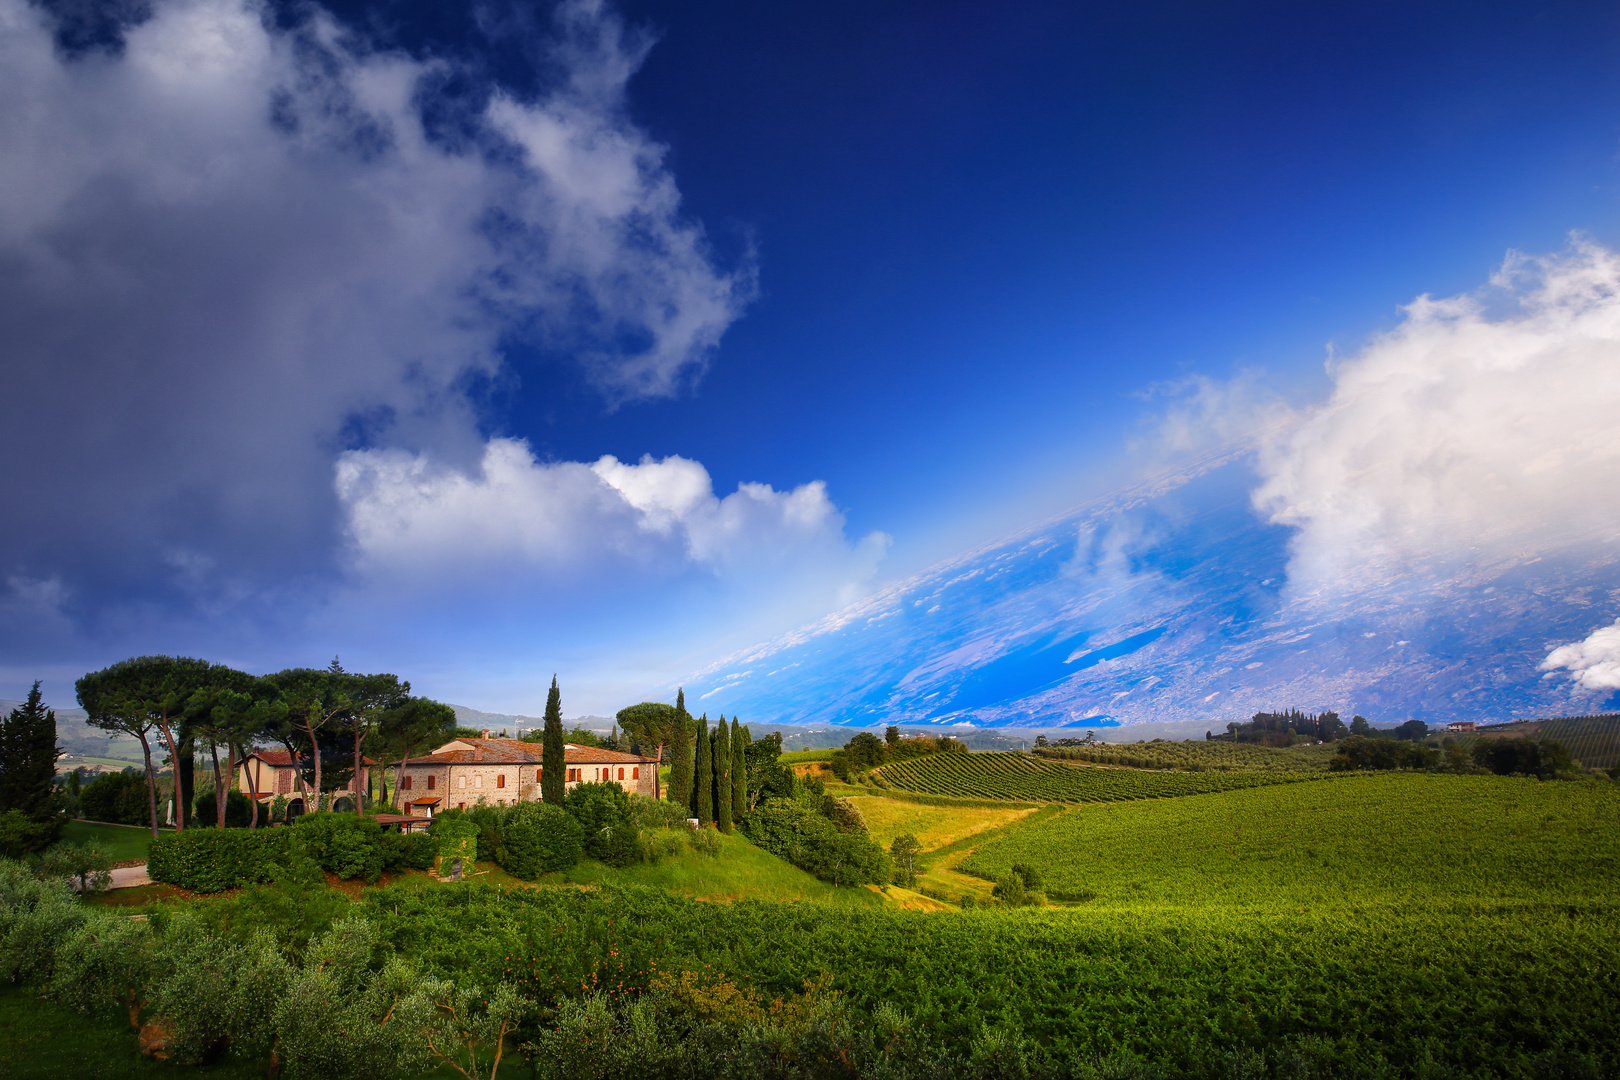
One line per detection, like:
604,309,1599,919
1251,239,1620,593
334,438,890,606
1541,619,1620,692
0,0,748,629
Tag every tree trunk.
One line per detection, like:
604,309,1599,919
303,719,322,804
653,742,664,800
210,742,226,828
353,729,365,816
242,746,261,829
137,732,160,839
156,719,185,831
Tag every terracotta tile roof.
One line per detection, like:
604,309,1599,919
248,749,379,767
396,737,655,767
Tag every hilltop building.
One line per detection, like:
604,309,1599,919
392,734,657,818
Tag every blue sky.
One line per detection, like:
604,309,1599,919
5,0,1620,718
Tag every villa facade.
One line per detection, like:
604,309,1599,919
392,734,658,817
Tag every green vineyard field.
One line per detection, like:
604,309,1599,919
875,750,1328,802
1033,739,1335,771
1459,714,1620,772
958,771,1620,906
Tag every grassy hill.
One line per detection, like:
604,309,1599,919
956,771,1620,905
874,749,1332,801
1034,739,1337,771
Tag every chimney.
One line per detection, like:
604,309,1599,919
480,728,491,739
474,748,484,761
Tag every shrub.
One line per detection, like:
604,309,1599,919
79,769,150,826
148,828,292,893
1010,862,1044,892
296,813,387,883
428,815,479,873
0,809,60,859
464,803,503,861
38,841,113,893
566,781,631,860
191,789,252,828
741,798,890,886
384,831,438,871
495,803,582,879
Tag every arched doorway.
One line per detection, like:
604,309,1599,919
332,796,354,814
286,797,305,821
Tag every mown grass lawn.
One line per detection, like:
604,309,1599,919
61,819,167,862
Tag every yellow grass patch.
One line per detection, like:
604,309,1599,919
845,793,1036,854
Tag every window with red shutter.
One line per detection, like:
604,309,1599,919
497,774,505,788
617,768,624,780
632,767,639,780
427,774,436,790
402,775,413,791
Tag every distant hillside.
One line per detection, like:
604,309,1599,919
0,697,146,767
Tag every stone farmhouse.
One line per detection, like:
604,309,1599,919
237,749,376,814
393,733,658,818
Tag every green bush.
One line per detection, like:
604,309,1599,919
0,809,60,859
741,798,890,886
148,828,291,893
495,803,582,879
191,789,252,828
78,769,150,826
296,813,387,882
384,831,438,871
565,781,630,860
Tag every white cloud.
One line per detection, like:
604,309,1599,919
335,438,890,600
1541,619,1620,692
1251,239,1620,593
0,0,748,623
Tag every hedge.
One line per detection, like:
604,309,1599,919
148,814,439,892
147,828,293,892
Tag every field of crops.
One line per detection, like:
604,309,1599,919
1452,714,1620,771
1033,739,1335,771
778,748,836,764
875,750,1328,801
959,771,1620,906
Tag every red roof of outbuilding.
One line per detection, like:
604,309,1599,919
248,749,379,766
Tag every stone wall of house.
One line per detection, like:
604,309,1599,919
395,757,658,808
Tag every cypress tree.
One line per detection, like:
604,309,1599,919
668,689,693,808
0,683,62,847
731,719,748,821
541,675,566,805
692,713,712,824
713,718,732,833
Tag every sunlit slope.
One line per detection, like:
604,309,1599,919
875,750,1328,801
959,772,1620,905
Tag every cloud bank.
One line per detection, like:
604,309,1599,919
335,439,889,603
1542,619,1620,693
0,0,750,635
1252,239,1620,595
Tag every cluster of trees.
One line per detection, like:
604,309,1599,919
1212,711,1442,747
1328,734,1577,777
71,655,458,835
0,684,64,855
830,727,966,781
1211,710,1354,745
432,781,699,881
615,691,792,822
